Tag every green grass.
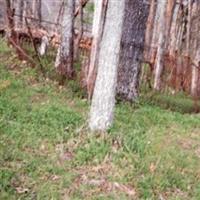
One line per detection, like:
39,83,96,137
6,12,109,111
141,92,198,114
1,39,200,199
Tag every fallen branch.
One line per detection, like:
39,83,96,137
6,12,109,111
8,37,35,66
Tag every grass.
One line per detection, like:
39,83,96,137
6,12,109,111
141,92,198,114
1,38,200,199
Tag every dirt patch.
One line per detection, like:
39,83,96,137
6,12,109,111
62,162,136,199
79,175,136,197
30,93,49,104
162,188,189,200
178,138,195,150
195,147,200,158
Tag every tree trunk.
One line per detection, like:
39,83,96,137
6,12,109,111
74,0,83,61
191,63,199,97
38,35,49,56
13,0,24,30
117,0,149,101
186,0,192,55
22,0,27,29
55,0,75,79
169,2,180,56
144,0,157,61
165,0,175,41
153,0,168,91
89,0,125,131
5,0,19,46
87,0,108,100
32,0,42,28
191,1,200,97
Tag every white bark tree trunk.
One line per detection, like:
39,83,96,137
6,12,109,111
38,35,49,56
89,0,125,131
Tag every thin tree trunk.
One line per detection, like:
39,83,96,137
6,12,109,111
169,3,180,56
22,0,27,30
5,0,15,41
186,0,192,56
86,0,108,100
165,0,175,42
32,0,42,28
38,35,49,56
191,1,200,97
144,0,156,61
74,0,83,61
55,0,75,79
89,0,125,131
153,0,168,91
13,0,23,30
117,0,149,101
191,62,199,97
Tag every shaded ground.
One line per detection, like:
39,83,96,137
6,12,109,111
1,38,200,199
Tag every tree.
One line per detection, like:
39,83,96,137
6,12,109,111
74,0,83,61
191,1,200,97
32,0,42,28
38,35,49,56
13,0,24,30
86,0,108,100
153,0,168,90
89,0,125,131
87,0,149,102
55,0,75,79
117,0,149,101
144,0,157,62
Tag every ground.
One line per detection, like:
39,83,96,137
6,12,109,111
1,38,200,200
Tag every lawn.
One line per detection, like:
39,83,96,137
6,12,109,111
1,38,200,199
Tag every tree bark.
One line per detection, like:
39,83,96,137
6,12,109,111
117,0,149,101
89,0,125,131
55,0,75,79
87,0,108,100
153,0,168,91
38,35,49,56
191,1,200,97
186,0,192,55
169,2,180,56
144,0,157,61
32,0,42,28
74,0,83,61
13,0,24,30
